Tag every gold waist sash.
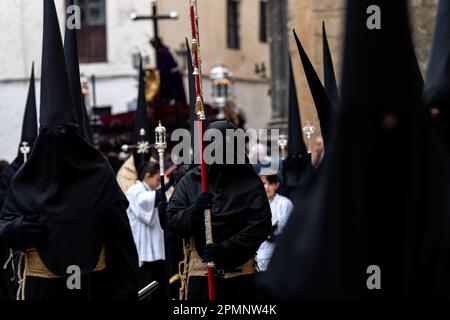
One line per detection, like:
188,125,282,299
24,247,106,278
187,240,256,279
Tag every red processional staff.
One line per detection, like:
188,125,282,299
188,0,216,301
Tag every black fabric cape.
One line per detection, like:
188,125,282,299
2,130,129,277
22,201,139,300
261,0,450,299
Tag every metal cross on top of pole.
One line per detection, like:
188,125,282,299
130,0,179,68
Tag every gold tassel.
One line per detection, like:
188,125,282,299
195,97,204,115
191,40,198,55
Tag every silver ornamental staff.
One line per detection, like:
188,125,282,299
154,121,167,202
278,134,288,161
154,121,171,299
302,121,315,154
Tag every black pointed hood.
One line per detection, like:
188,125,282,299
424,0,450,109
133,57,151,171
1,0,127,277
0,64,38,210
287,58,307,157
262,0,447,299
40,0,76,128
322,22,340,108
280,58,314,197
293,29,334,147
64,0,93,143
21,63,38,148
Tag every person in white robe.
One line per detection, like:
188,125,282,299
257,174,293,272
126,162,166,299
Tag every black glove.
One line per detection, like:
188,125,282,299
267,224,278,243
202,243,225,263
2,215,48,251
155,189,164,205
157,201,168,230
192,192,213,220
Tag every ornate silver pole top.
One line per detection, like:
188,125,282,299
20,141,31,163
277,134,288,160
154,121,167,151
302,121,315,154
155,121,167,176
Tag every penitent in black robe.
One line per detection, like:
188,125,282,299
167,164,272,300
18,202,138,300
0,0,140,301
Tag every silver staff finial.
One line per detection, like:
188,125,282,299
278,134,288,160
155,121,167,176
20,141,31,163
302,121,315,154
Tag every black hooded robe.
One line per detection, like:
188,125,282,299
0,0,139,300
0,132,140,301
167,161,271,300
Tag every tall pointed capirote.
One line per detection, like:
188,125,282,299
322,22,339,108
64,0,93,143
279,58,314,198
293,29,334,146
21,63,38,147
288,58,307,157
40,0,76,128
0,63,38,211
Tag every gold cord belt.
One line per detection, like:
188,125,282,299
24,247,106,278
16,247,106,300
178,237,256,300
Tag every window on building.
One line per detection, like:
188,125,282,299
227,0,240,49
72,0,107,63
259,0,269,43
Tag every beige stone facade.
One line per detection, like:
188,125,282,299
288,0,438,140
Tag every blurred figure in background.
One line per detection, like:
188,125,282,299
312,136,325,168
